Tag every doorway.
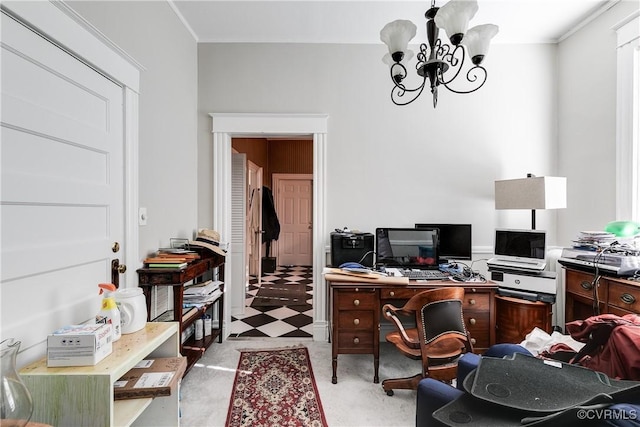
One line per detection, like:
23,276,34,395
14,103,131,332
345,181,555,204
210,113,329,342
230,139,314,338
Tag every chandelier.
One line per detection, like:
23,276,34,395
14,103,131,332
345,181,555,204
380,0,498,108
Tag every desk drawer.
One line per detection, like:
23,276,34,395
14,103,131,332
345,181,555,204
464,311,490,347
464,312,489,348
608,281,640,313
566,269,601,299
381,288,424,300
335,290,377,310
337,331,374,351
338,310,375,330
463,293,490,311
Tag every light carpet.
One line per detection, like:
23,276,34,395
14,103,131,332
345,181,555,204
225,346,327,427
180,339,419,427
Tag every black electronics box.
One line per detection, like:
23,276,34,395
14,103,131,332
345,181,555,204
262,257,276,273
330,232,374,267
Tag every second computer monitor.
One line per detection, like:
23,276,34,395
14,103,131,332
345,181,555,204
415,223,472,261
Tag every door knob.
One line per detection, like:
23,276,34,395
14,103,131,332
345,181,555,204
111,259,127,288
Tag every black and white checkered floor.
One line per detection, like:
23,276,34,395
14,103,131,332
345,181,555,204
229,265,313,338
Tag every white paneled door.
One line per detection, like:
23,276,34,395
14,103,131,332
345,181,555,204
1,11,126,354
274,174,313,266
247,161,263,281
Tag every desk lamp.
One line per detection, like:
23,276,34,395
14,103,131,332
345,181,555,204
495,174,567,230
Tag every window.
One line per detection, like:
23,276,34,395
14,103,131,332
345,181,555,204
615,12,640,221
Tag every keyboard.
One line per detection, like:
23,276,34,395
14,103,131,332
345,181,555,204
399,269,449,280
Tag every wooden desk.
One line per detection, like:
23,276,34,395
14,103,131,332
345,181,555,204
564,267,640,322
328,277,497,384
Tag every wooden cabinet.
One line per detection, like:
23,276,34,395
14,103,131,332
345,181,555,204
495,295,552,343
330,281,496,384
564,267,640,324
21,323,180,427
137,251,225,374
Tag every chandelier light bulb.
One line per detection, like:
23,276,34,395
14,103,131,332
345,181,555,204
434,0,479,45
380,19,417,61
462,24,499,65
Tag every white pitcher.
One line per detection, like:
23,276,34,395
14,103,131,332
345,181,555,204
115,288,147,334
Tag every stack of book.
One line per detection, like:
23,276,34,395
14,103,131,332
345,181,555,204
144,251,200,269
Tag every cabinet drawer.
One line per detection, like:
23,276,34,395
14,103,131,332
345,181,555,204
337,331,374,350
338,310,374,330
465,314,490,349
464,312,489,334
335,290,377,310
463,293,490,311
608,281,640,313
566,270,602,299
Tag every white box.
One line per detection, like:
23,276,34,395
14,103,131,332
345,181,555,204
47,324,113,367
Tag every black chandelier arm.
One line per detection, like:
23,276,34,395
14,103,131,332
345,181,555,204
416,43,430,64
437,44,465,86
441,65,488,94
389,62,408,83
390,77,428,106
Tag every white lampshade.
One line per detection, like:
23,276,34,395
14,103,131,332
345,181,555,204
380,19,417,57
382,50,414,68
462,24,499,64
495,176,567,210
434,0,479,45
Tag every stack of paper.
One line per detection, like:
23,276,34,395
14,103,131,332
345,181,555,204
183,280,223,307
572,231,617,250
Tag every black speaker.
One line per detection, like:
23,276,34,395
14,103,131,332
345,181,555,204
330,232,375,267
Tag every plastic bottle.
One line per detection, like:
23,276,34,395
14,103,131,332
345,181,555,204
97,283,121,341
195,317,204,341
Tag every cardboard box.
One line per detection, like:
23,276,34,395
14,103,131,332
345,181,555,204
47,324,113,367
114,356,187,400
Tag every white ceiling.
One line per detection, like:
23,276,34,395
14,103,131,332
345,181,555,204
169,0,618,45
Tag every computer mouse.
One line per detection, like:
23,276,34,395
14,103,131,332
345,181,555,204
339,262,366,269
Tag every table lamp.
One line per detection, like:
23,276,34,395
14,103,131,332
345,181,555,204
495,174,567,230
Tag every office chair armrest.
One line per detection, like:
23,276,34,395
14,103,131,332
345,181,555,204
382,303,415,346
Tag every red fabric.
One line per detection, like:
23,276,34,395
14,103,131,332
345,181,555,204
565,314,640,380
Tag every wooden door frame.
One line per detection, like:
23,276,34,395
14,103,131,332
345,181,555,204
272,173,313,266
210,113,329,342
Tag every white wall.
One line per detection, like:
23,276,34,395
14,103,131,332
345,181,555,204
557,0,640,246
67,1,199,260
198,42,560,251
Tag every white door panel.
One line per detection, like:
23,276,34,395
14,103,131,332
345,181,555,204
231,153,247,315
275,175,313,266
1,12,125,352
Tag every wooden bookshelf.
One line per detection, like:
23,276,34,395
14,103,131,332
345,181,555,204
137,250,225,374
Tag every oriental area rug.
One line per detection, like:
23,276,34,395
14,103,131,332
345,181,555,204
225,346,328,427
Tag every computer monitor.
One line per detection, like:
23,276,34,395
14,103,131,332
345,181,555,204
415,223,472,261
375,227,440,269
494,229,546,260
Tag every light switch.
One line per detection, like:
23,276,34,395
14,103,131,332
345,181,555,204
139,207,147,226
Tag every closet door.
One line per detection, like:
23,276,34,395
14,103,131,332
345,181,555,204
1,11,125,353
231,153,247,315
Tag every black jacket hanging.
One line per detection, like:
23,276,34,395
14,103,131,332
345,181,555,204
262,186,280,245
